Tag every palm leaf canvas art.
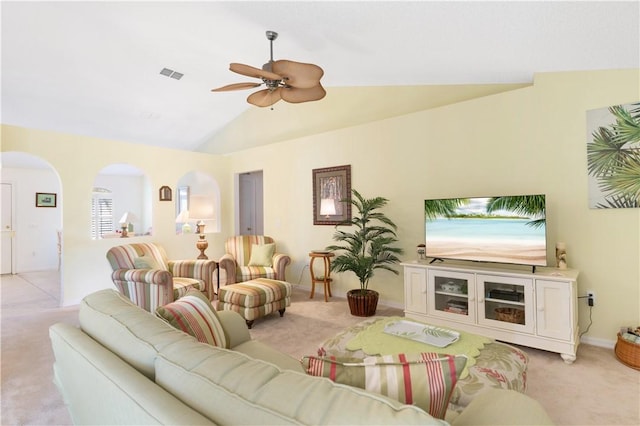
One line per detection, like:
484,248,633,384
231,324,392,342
586,102,640,209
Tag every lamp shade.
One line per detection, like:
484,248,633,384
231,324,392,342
189,195,215,220
175,210,190,223
119,211,137,225
320,198,336,216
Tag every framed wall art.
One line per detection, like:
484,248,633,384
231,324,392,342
159,185,172,201
312,165,351,225
586,102,640,209
35,192,57,208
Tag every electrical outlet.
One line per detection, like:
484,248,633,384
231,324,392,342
587,291,595,307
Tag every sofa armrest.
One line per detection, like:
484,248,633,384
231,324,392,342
218,254,237,285
216,309,251,348
111,268,172,285
50,322,214,425
450,389,554,426
168,259,217,299
110,269,173,311
272,253,291,281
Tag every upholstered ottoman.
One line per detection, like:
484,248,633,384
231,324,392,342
318,317,529,414
217,278,291,329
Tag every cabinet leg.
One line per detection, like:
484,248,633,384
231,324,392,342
560,353,576,364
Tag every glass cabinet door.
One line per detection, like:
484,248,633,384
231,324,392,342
427,270,475,323
477,274,534,333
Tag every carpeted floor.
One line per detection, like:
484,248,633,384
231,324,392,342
2,271,639,425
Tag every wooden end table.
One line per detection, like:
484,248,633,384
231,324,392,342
309,251,334,302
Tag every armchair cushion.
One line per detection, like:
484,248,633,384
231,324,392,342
247,243,275,267
156,289,228,349
134,255,161,270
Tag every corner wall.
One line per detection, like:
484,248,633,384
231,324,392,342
228,69,640,345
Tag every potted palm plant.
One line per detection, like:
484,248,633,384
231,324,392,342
326,189,404,316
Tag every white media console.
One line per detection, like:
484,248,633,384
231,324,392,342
402,261,580,363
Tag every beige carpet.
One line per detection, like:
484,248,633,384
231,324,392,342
2,271,639,425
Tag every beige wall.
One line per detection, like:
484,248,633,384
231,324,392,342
227,69,639,346
2,69,638,346
1,125,231,305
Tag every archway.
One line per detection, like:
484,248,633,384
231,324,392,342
0,151,63,302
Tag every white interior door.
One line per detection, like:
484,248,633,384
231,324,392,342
239,171,263,235
1,183,14,274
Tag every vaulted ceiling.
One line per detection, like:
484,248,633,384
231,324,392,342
2,1,638,155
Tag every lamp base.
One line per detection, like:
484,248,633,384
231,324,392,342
196,235,208,259
120,226,128,238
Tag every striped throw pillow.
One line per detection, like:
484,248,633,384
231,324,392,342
156,289,228,348
302,353,467,419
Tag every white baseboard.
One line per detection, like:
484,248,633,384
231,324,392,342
580,335,616,349
293,282,405,311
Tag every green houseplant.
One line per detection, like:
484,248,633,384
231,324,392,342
326,189,404,316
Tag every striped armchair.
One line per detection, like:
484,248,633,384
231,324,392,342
218,235,291,285
106,243,217,312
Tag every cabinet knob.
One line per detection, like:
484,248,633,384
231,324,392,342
478,297,484,303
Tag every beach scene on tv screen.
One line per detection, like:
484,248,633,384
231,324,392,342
425,196,547,266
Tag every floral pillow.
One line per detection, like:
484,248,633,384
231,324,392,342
156,289,227,348
301,352,467,419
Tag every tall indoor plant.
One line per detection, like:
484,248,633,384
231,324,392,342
326,189,404,316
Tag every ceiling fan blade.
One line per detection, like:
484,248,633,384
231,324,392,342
280,84,326,104
230,63,282,81
211,82,262,92
272,60,324,89
247,88,282,107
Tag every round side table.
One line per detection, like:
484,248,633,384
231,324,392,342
309,252,334,302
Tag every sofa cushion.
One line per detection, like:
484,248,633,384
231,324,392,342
302,353,467,420
155,338,447,425
79,289,197,380
233,340,304,372
156,289,228,349
248,243,275,266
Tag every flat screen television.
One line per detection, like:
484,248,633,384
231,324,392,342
424,194,547,267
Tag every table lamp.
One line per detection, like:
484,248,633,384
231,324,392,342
189,195,215,259
320,198,336,218
119,212,137,238
175,210,192,234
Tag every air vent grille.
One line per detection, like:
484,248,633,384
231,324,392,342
159,68,183,80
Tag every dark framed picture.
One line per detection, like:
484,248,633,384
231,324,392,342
312,165,351,225
159,185,172,201
35,192,57,208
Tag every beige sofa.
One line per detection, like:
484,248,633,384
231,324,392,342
49,289,553,425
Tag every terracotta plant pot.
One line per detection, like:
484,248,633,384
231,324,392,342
347,289,379,317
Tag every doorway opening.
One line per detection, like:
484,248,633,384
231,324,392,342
237,170,263,236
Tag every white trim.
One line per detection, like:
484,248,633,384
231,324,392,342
580,335,615,349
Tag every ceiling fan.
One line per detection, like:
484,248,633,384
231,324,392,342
212,30,325,108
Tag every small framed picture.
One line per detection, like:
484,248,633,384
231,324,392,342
312,165,352,225
35,192,57,208
159,185,172,201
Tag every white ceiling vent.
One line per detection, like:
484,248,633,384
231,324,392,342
159,68,183,80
